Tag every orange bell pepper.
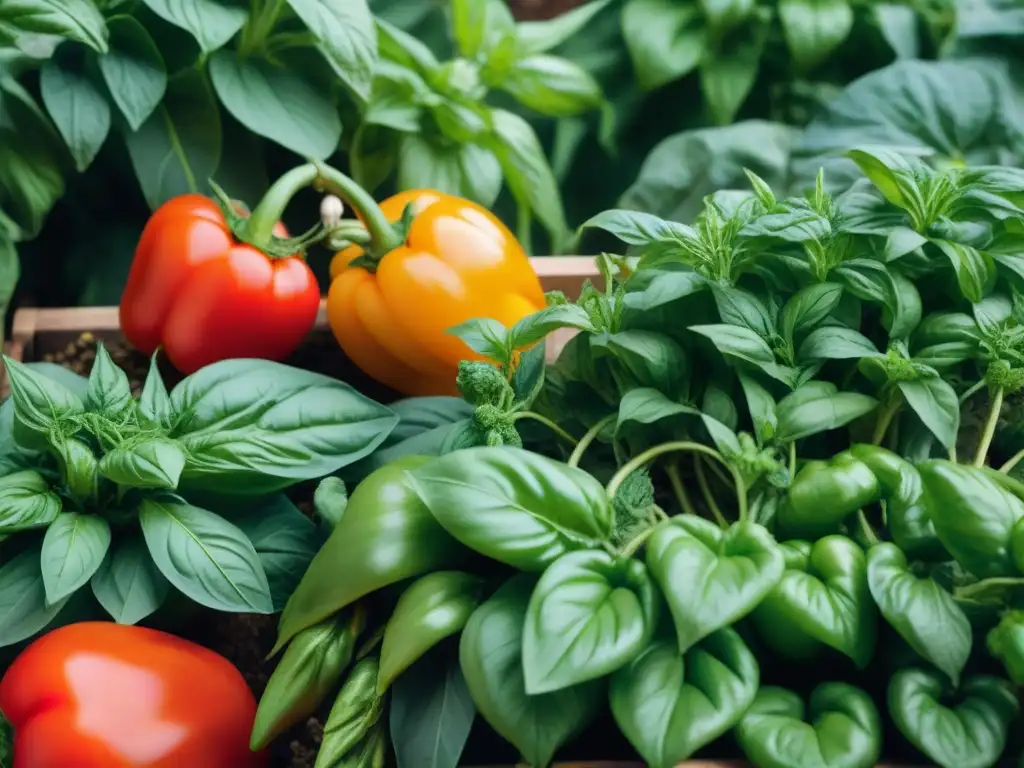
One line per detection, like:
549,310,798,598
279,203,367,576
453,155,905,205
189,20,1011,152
0,622,266,768
325,189,546,397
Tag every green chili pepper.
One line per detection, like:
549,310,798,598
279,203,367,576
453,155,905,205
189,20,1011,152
848,445,946,560
315,658,384,768
250,608,365,750
781,453,879,539
273,456,469,655
736,683,882,768
917,460,1024,578
750,536,876,668
377,570,484,694
888,669,1018,768
988,611,1024,685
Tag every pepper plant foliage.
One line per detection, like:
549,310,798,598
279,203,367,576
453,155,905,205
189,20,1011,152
257,147,1024,768
0,351,397,648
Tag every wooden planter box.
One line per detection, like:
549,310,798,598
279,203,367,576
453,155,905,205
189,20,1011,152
1,256,599,397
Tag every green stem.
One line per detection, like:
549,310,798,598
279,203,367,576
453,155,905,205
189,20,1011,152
973,387,1004,468
872,393,902,446
959,379,986,405
314,162,404,260
788,442,796,478
666,462,697,516
619,524,659,558
857,509,880,547
1000,447,1024,475
237,164,319,249
606,441,746,522
955,577,1024,601
568,413,616,468
516,203,534,255
511,412,578,446
601,540,618,556
695,456,729,529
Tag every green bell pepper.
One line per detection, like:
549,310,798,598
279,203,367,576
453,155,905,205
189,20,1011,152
782,453,879,539
888,668,1019,768
750,535,876,668
736,683,882,768
272,456,469,655
848,444,946,560
917,460,1024,578
988,610,1024,685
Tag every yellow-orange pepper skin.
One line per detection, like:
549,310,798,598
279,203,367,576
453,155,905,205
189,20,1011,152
327,190,547,397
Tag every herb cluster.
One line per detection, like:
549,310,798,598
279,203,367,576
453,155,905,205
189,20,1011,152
0,349,397,647
256,147,1024,767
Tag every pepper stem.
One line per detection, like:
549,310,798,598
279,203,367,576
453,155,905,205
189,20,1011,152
313,161,404,264
237,164,320,249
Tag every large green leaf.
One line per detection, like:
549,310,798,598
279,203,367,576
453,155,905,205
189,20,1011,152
0,543,69,647
124,65,221,210
209,52,341,159
39,52,110,172
286,0,377,103
793,60,1023,189
618,121,796,224
141,0,246,52
98,15,167,131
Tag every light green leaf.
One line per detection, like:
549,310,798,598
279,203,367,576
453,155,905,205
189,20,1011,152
898,377,960,450
124,66,221,210
700,17,769,125
0,0,108,53
99,439,186,490
0,470,61,532
91,533,171,625
141,0,246,52
501,55,602,118
286,0,377,102
41,512,112,604
209,52,341,159
516,0,614,56
622,0,704,91
98,15,167,131
778,0,854,71
139,494,273,613
39,56,110,172
398,135,502,208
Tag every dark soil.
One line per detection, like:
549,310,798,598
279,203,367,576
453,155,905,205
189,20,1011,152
509,0,586,20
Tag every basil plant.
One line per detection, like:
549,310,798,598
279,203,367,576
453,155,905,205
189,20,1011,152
0,347,398,648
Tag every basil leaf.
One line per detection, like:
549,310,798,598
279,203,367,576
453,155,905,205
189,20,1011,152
90,533,171,625
617,387,700,437
739,373,777,444
622,0,704,91
776,390,879,443
690,324,775,366
932,239,996,304
385,397,476,446
501,55,603,119
2,356,85,449
139,494,273,613
711,285,776,337
781,283,843,342
0,0,108,52
523,550,660,693
516,0,614,56
798,326,879,361
86,342,133,417
390,648,476,768
99,438,185,490
410,446,614,571
508,304,596,350
898,377,960,451
446,318,510,363
591,330,689,399
0,544,70,647
139,354,172,429
233,495,320,611
0,470,61,532
170,359,397,494
141,0,246,53
98,15,168,131
460,574,601,767
778,0,854,71
579,208,697,246
41,512,111,604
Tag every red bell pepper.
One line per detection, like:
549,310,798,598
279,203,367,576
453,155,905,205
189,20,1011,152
119,171,322,374
0,622,267,768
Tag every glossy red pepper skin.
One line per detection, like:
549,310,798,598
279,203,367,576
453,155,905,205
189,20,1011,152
119,194,320,374
0,622,267,768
